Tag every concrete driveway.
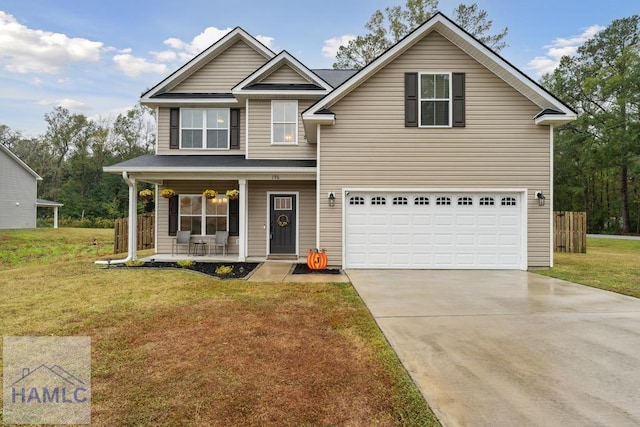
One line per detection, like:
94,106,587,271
347,270,640,427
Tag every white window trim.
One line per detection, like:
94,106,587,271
418,71,452,128
178,194,229,236
271,100,298,145
179,108,230,150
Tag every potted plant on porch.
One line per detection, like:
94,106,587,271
203,189,218,199
226,189,239,200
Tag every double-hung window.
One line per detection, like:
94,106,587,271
271,100,298,144
419,73,451,127
181,108,229,149
179,195,228,235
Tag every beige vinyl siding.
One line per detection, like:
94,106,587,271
156,180,239,254
156,180,316,258
170,40,268,93
247,180,316,257
247,99,316,159
261,65,310,84
157,107,246,154
318,30,552,268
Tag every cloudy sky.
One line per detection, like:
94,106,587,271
0,0,636,135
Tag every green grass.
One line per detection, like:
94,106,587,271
0,227,114,269
537,237,640,298
0,228,439,426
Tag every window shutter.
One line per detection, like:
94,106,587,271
452,73,465,127
230,109,240,149
169,108,180,149
168,196,178,236
405,73,418,127
228,198,239,236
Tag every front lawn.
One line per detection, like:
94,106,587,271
537,237,640,298
0,228,438,426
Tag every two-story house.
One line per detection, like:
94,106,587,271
105,13,576,270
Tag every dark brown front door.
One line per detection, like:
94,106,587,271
270,194,296,254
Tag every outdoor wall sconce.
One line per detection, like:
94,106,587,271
328,192,336,207
535,191,546,207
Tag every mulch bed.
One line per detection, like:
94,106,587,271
114,262,259,279
291,263,343,275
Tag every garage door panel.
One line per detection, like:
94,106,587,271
345,192,522,269
455,215,476,227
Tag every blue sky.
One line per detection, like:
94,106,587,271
0,0,637,135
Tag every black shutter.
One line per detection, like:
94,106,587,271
230,109,240,149
168,196,178,236
228,198,239,236
169,108,180,149
452,73,465,127
405,73,418,127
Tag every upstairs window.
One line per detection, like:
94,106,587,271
181,108,229,149
419,73,451,127
272,100,298,144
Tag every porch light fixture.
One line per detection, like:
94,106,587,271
535,191,546,207
328,192,336,207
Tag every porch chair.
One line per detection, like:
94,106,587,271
172,230,191,256
211,231,228,256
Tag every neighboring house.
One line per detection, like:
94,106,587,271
105,13,576,270
0,145,63,229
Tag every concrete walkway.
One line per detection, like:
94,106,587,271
348,270,640,427
247,263,350,283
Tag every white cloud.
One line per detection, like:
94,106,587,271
527,25,605,76
0,11,103,74
30,77,42,86
161,27,275,60
36,98,85,109
113,54,168,77
256,35,274,49
322,34,356,59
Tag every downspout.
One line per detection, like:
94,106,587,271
95,171,138,265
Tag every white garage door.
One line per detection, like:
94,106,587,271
345,192,523,269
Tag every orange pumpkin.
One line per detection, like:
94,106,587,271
307,250,328,270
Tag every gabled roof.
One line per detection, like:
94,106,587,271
141,27,275,100
303,12,577,129
311,69,358,88
232,51,332,99
0,144,42,180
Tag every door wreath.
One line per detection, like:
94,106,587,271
276,214,290,227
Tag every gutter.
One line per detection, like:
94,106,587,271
95,171,138,265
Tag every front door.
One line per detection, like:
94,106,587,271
270,194,296,254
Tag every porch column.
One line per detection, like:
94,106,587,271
126,175,138,260
238,179,247,262
53,206,59,229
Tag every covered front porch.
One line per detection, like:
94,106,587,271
103,155,317,263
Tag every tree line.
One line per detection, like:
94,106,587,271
0,105,155,227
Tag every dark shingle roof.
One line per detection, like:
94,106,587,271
311,69,358,88
243,83,325,91
151,93,235,99
106,155,316,170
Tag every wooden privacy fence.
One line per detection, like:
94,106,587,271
114,213,154,254
554,211,586,253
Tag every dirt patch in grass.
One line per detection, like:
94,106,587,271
93,295,407,426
